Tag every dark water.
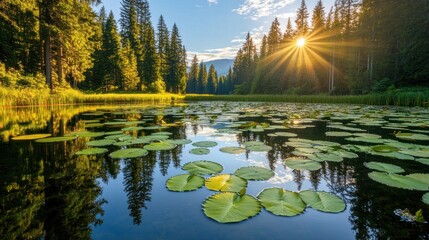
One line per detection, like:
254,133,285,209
1,102,429,240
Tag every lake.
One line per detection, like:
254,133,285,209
1,102,429,239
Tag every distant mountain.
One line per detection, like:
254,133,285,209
205,59,234,76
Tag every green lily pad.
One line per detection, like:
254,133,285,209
284,158,322,171
165,139,192,145
202,192,261,223
12,134,51,141
368,172,429,191
166,174,205,192
105,134,130,140
66,131,105,138
242,141,265,147
205,174,247,192
75,148,108,155
273,132,298,137
371,145,399,153
234,166,274,181
35,136,77,143
189,148,210,155
299,190,346,213
86,139,116,147
109,148,148,159
182,161,223,175
396,132,429,141
285,141,313,148
325,131,353,137
423,193,429,205
416,158,429,166
400,149,429,158
144,141,176,151
152,131,173,136
257,188,306,216
246,145,273,152
364,162,405,173
308,153,343,162
331,150,359,159
219,147,246,154
122,126,144,131
192,141,218,148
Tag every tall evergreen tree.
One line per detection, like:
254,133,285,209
186,55,199,93
157,15,169,83
206,64,218,94
312,0,326,31
295,0,310,36
166,24,187,94
197,62,207,94
267,18,282,54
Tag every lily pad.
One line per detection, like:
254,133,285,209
299,190,346,213
325,131,353,137
66,131,105,138
205,174,247,192
423,193,429,205
257,188,306,216
371,145,399,153
234,167,274,181
400,149,429,158
12,134,51,141
202,192,261,223
166,139,192,145
122,126,145,131
242,141,265,147
109,148,148,159
35,136,77,143
75,148,108,155
246,145,273,152
86,139,116,147
308,153,343,162
182,161,223,175
284,158,322,171
189,148,210,155
396,132,429,141
364,162,405,173
273,132,298,137
192,141,218,148
166,174,205,192
144,141,176,151
368,172,429,191
219,147,246,154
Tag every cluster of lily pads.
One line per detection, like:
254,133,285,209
166,160,346,223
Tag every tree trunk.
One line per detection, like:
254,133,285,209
57,39,62,84
44,32,52,92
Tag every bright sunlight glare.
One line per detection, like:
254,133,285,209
296,38,306,48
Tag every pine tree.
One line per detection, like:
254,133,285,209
166,24,187,93
157,15,169,83
197,62,207,94
283,18,295,40
101,11,123,90
120,41,139,91
267,18,282,54
142,24,164,93
260,35,268,59
295,0,310,36
312,0,326,32
206,64,217,94
186,55,199,93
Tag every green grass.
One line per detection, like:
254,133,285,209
0,87,184,107
2,86,429,107
185,90,429,107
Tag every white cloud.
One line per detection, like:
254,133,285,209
208,0,218,5
276,11,296,20
188,45,240,63
233,0,296,20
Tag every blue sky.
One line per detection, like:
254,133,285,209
101,0,335,62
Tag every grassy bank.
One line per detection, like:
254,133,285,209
2,86,429,107
185,89,429,107
0,87,184,107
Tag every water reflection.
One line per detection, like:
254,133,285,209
1,103,429,239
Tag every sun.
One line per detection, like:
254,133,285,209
296,37,306,48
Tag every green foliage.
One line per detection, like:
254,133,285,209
258,188,306,216
166,174,205,192
202,192,261,223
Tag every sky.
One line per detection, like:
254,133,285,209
101,0,336,62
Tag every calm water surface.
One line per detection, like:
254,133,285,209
1,102,428,239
